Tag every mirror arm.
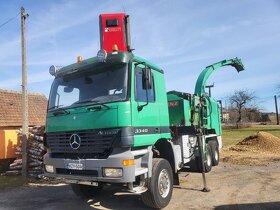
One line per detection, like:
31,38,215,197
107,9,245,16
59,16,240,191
138,86,149,111
56,93,60,107
138,66,149,112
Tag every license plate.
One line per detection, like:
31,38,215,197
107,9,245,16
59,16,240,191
65,163,84,170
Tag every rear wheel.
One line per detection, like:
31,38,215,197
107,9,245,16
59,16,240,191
209,140,219,166
71,184,103,198
197,144,212,173
141,158,173,209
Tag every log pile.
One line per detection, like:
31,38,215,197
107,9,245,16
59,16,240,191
6,126,45,178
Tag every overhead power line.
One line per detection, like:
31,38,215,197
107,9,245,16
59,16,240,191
0,12,20,30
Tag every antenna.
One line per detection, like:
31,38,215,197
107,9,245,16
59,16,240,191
122,5,126,13
122,0,126,13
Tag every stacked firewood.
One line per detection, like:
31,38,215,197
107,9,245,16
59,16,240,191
6,126,45,178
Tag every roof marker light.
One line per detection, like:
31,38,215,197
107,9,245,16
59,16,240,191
77,56,83,62
112,44,118,52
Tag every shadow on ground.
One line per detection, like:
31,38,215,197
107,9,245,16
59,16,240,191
0,184,153,210
83,185,153,210
215,202,280,210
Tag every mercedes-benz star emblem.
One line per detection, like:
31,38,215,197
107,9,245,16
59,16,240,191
69,134,81,150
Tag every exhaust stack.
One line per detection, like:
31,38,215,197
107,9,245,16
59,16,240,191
99,13,131,52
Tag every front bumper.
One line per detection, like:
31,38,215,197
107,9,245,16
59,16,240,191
43,148,135,183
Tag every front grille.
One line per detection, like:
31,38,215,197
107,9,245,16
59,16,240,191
56,168,98,177
46,129,120,159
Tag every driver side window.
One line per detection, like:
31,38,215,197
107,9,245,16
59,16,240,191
135,66,155,102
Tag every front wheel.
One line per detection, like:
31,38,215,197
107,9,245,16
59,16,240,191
141,158,173,209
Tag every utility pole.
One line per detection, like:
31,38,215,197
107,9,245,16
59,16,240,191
206,83,214,97
21,6,29,178
275,95,279,125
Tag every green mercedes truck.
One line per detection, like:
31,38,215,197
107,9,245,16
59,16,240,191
43,13,244,209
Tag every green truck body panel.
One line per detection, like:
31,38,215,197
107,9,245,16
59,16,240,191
167,94,191,127
206,98,221,135
46,102,131,132
130,57,171,147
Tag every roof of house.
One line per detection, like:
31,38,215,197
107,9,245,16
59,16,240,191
0,89,48,127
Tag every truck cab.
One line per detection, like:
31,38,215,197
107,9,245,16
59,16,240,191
44,51,171,184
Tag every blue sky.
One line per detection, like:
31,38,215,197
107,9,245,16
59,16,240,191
0,0,279,112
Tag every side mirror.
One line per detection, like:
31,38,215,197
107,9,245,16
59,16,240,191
142,67,152,90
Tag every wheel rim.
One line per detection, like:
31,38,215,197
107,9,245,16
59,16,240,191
158,169,170,198
214,149,219,161
207,153,211,166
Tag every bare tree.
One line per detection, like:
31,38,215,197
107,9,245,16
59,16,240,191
228,89,256,127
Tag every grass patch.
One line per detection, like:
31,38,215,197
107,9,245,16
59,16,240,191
0,176,26,191
222,125,280,147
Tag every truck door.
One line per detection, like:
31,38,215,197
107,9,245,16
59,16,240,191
131,62,161,147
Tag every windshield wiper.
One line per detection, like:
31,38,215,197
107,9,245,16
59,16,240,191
48,105,64,111
87,104,111,111
53,109,70,116
73,99,111,109
72,99,96,105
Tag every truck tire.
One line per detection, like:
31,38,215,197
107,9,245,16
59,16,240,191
209,140,219,166
141,158,173,209
197,144,212,173
71,184,103,198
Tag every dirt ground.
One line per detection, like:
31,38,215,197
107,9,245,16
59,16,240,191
1,131,280,209
0,161,279,210
221,132,280,166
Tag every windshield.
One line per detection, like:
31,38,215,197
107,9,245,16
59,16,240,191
48,64,128,110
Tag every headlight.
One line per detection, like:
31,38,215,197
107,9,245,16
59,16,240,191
45,165,54,173
103,168,122,178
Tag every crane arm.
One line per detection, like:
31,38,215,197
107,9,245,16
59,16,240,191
194,58,245,97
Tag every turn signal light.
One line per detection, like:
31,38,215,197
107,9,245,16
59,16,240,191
122,159,135,166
